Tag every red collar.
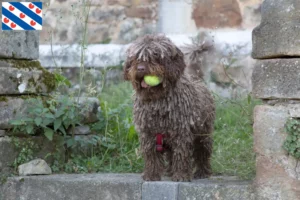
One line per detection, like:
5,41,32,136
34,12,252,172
156,133,166,152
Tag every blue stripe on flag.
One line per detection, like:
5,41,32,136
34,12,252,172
2,7,35,30
9,2,42,25
32,2,42,10
2,22,13,30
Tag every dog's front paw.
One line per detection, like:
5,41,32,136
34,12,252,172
142,173,161,181
171,173,191,182
193,171,211,179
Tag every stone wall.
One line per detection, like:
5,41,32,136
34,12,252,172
252,0,300,199
40,0,262,45
41,0,158,44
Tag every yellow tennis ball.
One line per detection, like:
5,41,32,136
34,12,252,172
144,75,162,86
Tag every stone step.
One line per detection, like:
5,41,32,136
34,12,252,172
0,174,255,200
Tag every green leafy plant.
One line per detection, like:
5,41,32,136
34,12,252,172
283,118,300,159
10,96,83,147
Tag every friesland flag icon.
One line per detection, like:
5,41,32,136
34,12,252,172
2,2,42,30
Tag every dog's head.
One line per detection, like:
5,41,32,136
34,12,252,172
124,34,186,100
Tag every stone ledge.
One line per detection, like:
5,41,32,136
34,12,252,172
0,174,254,200
252,59,300,99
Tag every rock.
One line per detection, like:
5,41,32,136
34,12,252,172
252,0,300,58
68,125,91,135
0,60,56,95
254,105,300,199
0,31,38,60
252,59,300,99
18,159,52,176
192,0,242,28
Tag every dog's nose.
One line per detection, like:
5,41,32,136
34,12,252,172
137,65,145,72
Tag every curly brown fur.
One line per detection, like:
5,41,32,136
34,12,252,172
124,34,215,182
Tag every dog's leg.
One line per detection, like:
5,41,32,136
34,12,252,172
193,135,212,179
171,134,193,182
140,133,164,181
164,149,173,177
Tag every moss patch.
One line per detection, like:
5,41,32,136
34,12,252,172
1,59,56,93
0,96,8,102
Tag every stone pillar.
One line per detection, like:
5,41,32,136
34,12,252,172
252,0,300,199
0,1,56,174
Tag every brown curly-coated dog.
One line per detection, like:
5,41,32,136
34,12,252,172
124,34,215,182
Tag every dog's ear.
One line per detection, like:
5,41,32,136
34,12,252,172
164,47,186,82
123,59,131,81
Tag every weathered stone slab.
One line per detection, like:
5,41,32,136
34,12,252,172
0,174,255,200
0,60,56,95
0,32,38,60
178,179,255,200
252,59,300,99
1,174,142,200
142,182,179,200
252,0,300,59
0,0,39,60
253,105,300,200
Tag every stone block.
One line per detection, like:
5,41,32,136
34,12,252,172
0,97,25,129
178,179,255,200
254,105,300,200
0,32,38,60
0,0,40,59
1,174,142,200
255,155,300,200
252,59,300,99
0,60,56,95
252,0,300,58
0,130,5,137
142,182,179,200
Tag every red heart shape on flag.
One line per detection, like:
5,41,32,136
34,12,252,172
36,8,41,14
29,3,34,9
4,18,9,23
11,22,16,28
20,13,25,19
30,20,36,26
9,5,15,11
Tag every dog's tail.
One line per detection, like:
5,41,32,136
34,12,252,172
181,39,213,80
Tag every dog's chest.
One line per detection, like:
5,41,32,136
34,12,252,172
134,94,189,134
